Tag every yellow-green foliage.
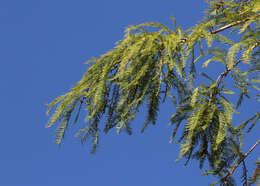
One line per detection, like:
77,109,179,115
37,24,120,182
47,0,259,185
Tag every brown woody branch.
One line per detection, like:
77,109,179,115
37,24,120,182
210,18,249,34
208,58,241,102
180,14,260,43
224,138,260,184
216,41,258,87
216,59,242,87
211,13,260,34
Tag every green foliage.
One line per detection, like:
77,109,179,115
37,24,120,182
47,0,260,185
250,158,260,185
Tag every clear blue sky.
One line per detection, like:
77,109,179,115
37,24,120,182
0,0,259,186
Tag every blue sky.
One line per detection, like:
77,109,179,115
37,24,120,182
0,0,259,186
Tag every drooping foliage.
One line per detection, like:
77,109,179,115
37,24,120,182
47,0,260,185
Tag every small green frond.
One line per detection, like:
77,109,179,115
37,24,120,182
200,72,215,82
46,93,68,116
249,158,260,185
55,121,69,145
141,81,161,133
227,42,242,68
236,92,244,109
170,15,177,29
202,58,214,68
188,48,196,89
190,87,199,108
247,112,260,133
235,112,260,134
169,121,182,144
221,89,235,95
214,34,234,45
127,22,174,35
54,99,80,144
219,97,234,125
46,94,79,128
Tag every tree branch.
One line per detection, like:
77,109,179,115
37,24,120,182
224,138,260,184
216,59,242,87
211,14,260,34
210,19,248,34
208,58,241,103
180,15,260,43
216,41,258,87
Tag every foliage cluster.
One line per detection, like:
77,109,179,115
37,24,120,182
47,0,260,185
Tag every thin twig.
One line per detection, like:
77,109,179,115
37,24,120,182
216,59,242,87
216,41,258,87
208,58,241,103
224,138,260,184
